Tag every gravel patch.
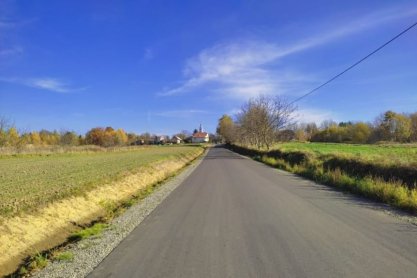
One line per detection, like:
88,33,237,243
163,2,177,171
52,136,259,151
33,153,205,278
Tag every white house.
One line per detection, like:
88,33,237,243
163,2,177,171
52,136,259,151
171,136,183,144
154,135,167,144
191,124,209,143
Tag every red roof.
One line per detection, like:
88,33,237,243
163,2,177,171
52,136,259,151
193,132,208,138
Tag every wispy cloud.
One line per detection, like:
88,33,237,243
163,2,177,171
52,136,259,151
159,6,417,99
27,78,77,93
295,107,339,124
0,2,38,58
152,109,210,118
1,77,86,93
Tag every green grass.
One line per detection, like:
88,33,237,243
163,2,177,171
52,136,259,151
0,145,202,217
69,223,108,241
54,251,74,262
274,142,417,166
256,154,417,212
28,253,48,270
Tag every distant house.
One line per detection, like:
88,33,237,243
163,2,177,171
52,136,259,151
171,136,183,144
192,124,209,143
133,139,145,145
154,135,167,144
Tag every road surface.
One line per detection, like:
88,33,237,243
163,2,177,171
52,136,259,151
89,147,417,277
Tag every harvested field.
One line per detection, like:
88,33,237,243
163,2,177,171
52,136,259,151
0,145,204,276
0,145,202,217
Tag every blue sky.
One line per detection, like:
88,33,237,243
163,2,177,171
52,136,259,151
0,0,416,135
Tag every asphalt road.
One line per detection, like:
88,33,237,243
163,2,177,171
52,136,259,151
89,147,417,278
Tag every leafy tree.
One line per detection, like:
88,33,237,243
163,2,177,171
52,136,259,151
115,129,128,145
7,127,19,146
0,116,11,146
60,131,79,145
85,127,106,146
376,111,411,142
294,128,307,142
30,132,42,145
409,112,417,142
304,123,319,139
20,133,32,145
338,121,353,127
39,130,60,145
127,133,139,145
216,115,236,143
349,122,372,143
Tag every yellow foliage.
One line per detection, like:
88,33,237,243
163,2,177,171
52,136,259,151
30,132,42,146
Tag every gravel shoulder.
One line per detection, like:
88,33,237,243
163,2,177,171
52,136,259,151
32,151,206,278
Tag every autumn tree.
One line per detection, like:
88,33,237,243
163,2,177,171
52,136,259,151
374,111,411,142
115,128,128,145
39,130,60,145
409,112,417,142
6,127,20,147
0,116,10,146
85,127,129,146
348,122,372,143
85,127,106,146
60,131,79,145
216,115,236,143
30,132,42,145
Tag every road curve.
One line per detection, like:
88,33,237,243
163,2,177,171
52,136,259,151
88,147,417,278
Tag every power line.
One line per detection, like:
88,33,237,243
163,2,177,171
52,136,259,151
289,20,417,105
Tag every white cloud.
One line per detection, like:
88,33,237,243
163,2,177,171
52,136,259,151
159,41,312,98
27,78,72,93
295,108,339,124
159,6,417,100
0,77,86,93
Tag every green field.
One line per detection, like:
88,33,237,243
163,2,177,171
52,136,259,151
275,142,417,166
0,145,202,217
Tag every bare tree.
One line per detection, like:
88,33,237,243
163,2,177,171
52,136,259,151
237,95,296,149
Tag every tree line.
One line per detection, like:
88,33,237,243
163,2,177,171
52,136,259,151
217,95,417,148
0,118,199,148
293,110,417,143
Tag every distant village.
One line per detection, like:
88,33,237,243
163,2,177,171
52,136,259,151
0,117,215,148
138,124,213,145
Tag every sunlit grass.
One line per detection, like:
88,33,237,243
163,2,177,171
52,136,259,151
273,142,417,166
258,154,417,212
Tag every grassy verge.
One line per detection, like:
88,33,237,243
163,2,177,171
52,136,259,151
228,144,417,213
